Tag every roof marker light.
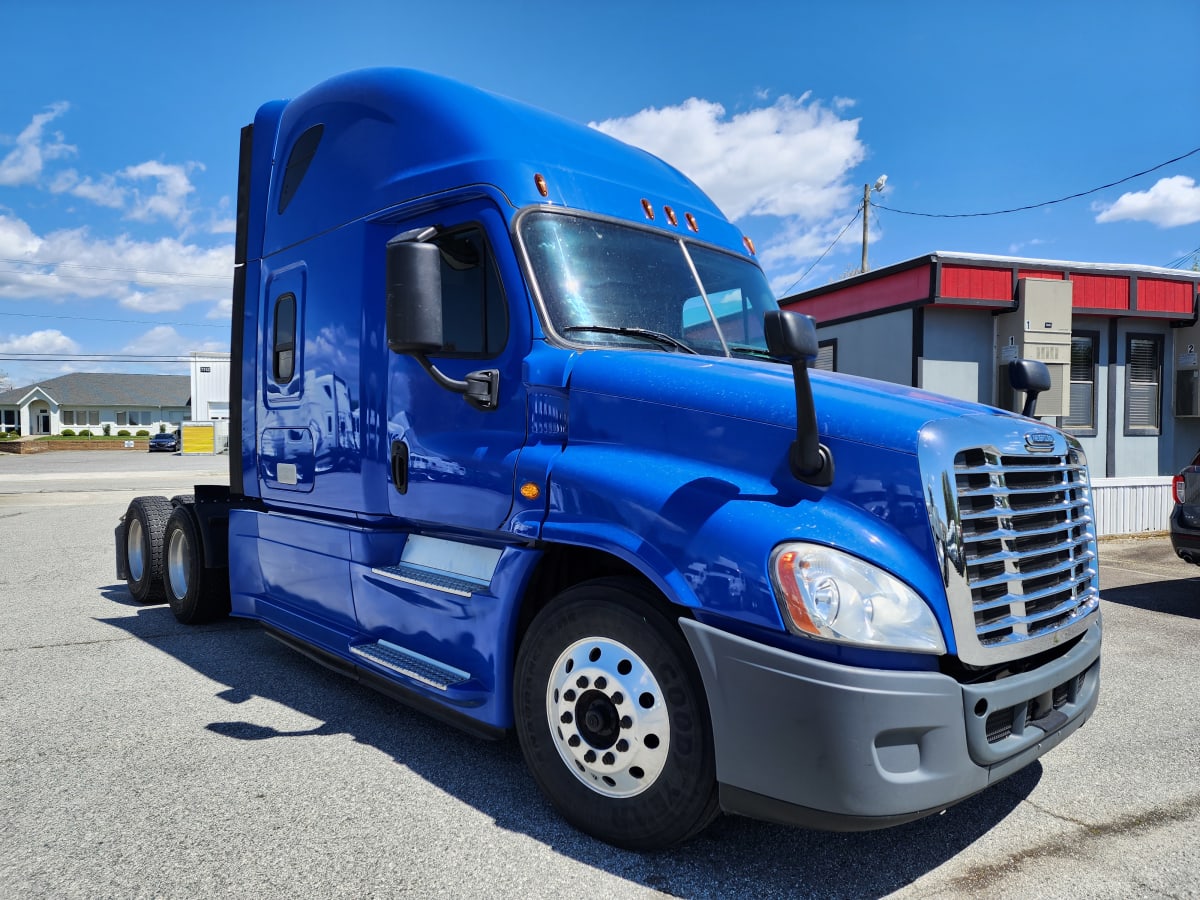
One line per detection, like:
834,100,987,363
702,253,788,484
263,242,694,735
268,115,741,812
534,174,549,197
743,235,757,256
664,206,678,226
641,198,655,220
685,212,699,232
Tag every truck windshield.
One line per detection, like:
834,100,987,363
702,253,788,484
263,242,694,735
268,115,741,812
519,211,778,358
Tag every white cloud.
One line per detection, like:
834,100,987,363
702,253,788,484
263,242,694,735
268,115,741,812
0,328,80,355
50,169,126,208
0,212,232,313
1094,175,1200,228
121,160,203,228
121,325,226,357
0,103,75,186
592,93,865,223
1008,238,1049,254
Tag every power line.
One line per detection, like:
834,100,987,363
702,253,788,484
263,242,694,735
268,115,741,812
1164,244,1200,270
874,145,1200,219
0,257,229,280
0,310,226,329
778,207,862,296
0,353,224,362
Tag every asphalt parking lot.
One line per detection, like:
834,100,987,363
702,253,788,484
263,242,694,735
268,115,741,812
1,451,1197,899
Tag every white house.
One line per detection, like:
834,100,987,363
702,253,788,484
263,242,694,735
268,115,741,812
0,373,191,436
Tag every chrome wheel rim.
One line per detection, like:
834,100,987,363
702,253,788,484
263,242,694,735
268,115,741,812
127,518,145,582
166,527,189,599
546,637,670,798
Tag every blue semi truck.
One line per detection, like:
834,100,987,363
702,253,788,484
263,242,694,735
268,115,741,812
116,69,1102,850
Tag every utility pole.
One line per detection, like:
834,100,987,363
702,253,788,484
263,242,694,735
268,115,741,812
861,183,871,272
861,174,887,273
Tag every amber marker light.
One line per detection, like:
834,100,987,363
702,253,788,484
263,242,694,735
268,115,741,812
534,174,549,197
743,235,757,256
773,549,821,636
685,212,699,232
663,205,678,226
520,482,541,500
641,198,655,220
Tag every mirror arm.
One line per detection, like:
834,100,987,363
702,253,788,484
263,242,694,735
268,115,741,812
764,310,834,487
786,361,835,486
414,355,499,411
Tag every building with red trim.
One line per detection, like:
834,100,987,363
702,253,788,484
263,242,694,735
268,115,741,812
780,251,1200,482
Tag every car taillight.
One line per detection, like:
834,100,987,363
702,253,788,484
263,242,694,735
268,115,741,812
1174,475,1187,504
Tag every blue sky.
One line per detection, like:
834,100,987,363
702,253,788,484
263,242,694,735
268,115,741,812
1,0,1197,387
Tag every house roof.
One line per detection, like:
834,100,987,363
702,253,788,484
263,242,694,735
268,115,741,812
0,373,192,408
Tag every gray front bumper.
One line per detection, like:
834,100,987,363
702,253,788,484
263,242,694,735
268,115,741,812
680,616,1101,830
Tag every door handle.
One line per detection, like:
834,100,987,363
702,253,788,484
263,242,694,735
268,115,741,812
391,440,409,494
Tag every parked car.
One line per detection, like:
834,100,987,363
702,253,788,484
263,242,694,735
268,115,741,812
148,431,180,453
1170,451,1200,564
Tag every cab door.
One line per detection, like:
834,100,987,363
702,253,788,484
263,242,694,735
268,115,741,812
384,202,529,532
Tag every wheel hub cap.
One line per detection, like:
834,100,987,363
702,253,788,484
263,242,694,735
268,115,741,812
546,637,670,798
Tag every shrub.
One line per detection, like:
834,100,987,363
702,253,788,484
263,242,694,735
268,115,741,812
61,429,76,437
159,424,167,433
102,424,111,436
135,429,150,437
78,429,93,437
116,429,132,437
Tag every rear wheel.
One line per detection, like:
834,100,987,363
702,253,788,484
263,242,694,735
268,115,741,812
163,505,229,624
514,578,719,850
123,496,171,603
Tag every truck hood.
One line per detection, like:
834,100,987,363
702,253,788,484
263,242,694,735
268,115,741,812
563,349,1014,457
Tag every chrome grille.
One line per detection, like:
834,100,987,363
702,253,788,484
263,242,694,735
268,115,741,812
920,417,1101,667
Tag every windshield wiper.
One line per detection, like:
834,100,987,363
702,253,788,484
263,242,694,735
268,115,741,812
728,345,779,361
561,325,698,354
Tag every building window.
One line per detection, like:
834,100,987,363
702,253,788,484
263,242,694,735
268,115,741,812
88,410,100,426
61,410,75,426
814,339,837,372
1125,334,1162,435
1063,332,1098,434
116,411,128,426
273,293,296,383
2,409,16,426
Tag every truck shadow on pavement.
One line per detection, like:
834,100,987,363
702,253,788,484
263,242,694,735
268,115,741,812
1098,579,1200,619
99,600,1036,899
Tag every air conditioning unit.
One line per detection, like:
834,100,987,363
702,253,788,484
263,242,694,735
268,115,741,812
996,278,1072,417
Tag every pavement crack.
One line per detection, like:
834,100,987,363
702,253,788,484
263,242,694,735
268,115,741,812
949,792,1200,893
2,624,252,652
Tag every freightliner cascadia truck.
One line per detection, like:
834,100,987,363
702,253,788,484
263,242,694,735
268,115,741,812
115,69,1102,850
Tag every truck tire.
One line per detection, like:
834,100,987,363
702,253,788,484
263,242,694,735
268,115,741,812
514,578,719,850
162,505,229,624
123,496,171,603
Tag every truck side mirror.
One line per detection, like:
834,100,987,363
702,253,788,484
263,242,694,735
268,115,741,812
386,237,444,353
384,233,499,411
764,310,834,487
1009,358,1052,418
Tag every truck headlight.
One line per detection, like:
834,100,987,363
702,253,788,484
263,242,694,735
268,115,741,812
770,543,946,654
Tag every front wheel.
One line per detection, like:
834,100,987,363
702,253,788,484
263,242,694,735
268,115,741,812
514,578,718,850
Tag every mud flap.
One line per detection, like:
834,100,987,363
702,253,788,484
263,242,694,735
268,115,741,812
114,518,128,580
